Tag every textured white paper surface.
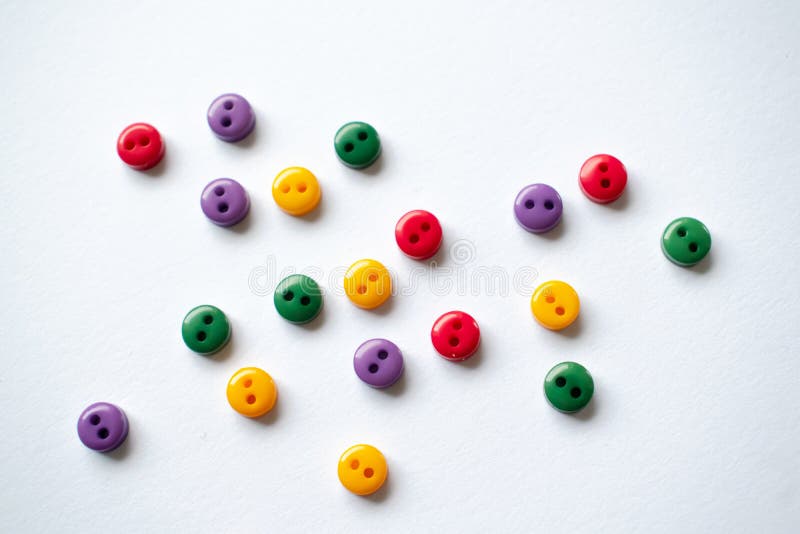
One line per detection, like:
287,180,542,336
1,1,799,532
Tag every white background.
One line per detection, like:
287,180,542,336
2,1,799,532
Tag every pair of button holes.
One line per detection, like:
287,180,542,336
219,100,235,128
195,315,214,342
408,221,432,244
524,199,555,210
447,320,463,347
88,414,110,439
280,183,308,194
367,350,389,373
675,227,699,253
343,131,369,153
544,295,565,316
283,291,311,306
349,459,375,478
597,162,611,188
356,273,380,295
123,137,150,151
241,378,256,405
554,376,582,398
213,186,229,213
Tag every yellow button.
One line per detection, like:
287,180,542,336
343,259,392,309
530,280,580,330
226,367,277,418
272,166,321,216
337,444,388,496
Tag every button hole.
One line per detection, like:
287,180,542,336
344,142,354,152
545,295,555,304
97,428,109,439
358,131,368,141
297,182,307,193
221,117,232,127
357,285,367,294
524,199,534,209
350,459,359,469
89,414,101,425
677,228,687,237
300,296,310,306
246,394,256,405
555,376,566,387
281,184,290,194
448,336,459,347
203,315,213,324
218,202,229,213
544,200,554,210
689,242,698,252
409,234,419,243
368,363,379,373
368,273,378,282
139,137,150,146
124,140,135,150
598,162,608,172
600,179,610,188
421,222,430,231
243,379,252,388
570,387,582,398
214,186,225,196
283,291,294,301
196,331,207,341
363,468,374,478
555,306,565,316
223,100,234,110
377,350,388,360
452,320,462,330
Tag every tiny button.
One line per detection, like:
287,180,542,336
272,167,322,216
343,259,392,309
337,444,388,496
226,367,277,418
77,402,129,452
514,183,563,233
544,361,594,413
661,216,711,266
117,122,165,170
334,121,381,169
274,274,323,324
207,93,256,142
579,154,627,204
353,338,404,388
395,210,443,259
530,280,580,331
200,178,250,227
182,304,231,355
431,310,480,361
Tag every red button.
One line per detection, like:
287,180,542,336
117,123,165,170
395,210,443,260
579,154,627,204
431,311,480,361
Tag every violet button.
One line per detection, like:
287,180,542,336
353,338,404,389
201,178,250,227
77,402,129,452
207,93,256,142
514,183,563,233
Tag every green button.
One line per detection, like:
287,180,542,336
274,274,323,324
661,216,711,266
334,121,381,169
544,361,594,413
182,304,231,354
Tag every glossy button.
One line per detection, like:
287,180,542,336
395,210,443,259
272,167,321,216
344,259,392,309
579,154,627,203
117,122,165,170
77,402,129,452
354,338,404,388
431,310,480,361
182,304,231,355
514,183,563,233
334,121,381,169
207,93,256,142
661,217,712,266
201,178,250,226
226,367,277,418
274,274,323,324
531,281,580,331
544,361,594,413
338,444,388,496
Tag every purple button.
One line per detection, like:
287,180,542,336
77,402,129,452
207,93,256,142
353,338,404,389
201,178,250,226
514,183,563,233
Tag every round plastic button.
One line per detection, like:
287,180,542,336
117,122,165,170
343,259,392,309
182,304,231,355
274,274,323,324
661,217,712,267
77,402,129,452
514,183,563,233
226,367,277,418
431,310,480,361
201,178,250,227
207,93,255,142
395,210,443,260
353,338,404,388
338,444,388,496
579,154,627,204
334,121,381,169
530,280,580,331
272,167,322,216
544,361,594,413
